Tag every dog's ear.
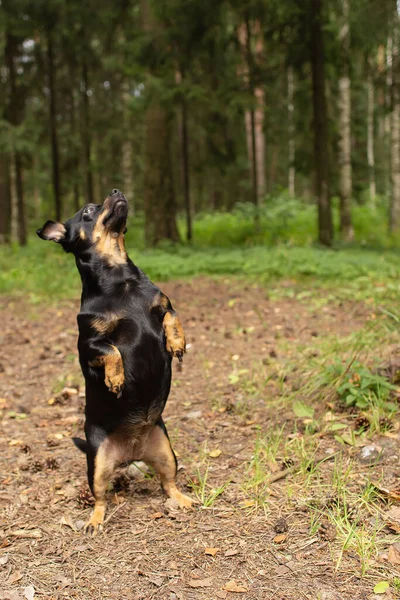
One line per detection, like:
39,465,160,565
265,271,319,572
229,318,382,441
36,220,66,243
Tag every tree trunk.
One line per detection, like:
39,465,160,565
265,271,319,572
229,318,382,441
367,59,376,205
46,30,62,221
338,0,353,241
390,14,400,232
143,105,180,246
310,0,333,246
385,36,393,198
122,81,134,213
5,33,26,246
141,0,179,245
81,61,94,204
287,66,295,197
0,154,11,244
178,76,192,242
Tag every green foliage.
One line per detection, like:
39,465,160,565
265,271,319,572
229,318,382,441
326,361,396,411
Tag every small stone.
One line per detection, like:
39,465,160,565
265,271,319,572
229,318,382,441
358,445,381,465
274,517,288,534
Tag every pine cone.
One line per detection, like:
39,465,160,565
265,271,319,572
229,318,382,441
20,444,31,454
354,415,370,431
112,474,131,493
77,487,95,508
45,458,59,470
379,417,393,432
31,460,43,473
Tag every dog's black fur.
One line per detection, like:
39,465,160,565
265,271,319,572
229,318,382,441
37,190,193,534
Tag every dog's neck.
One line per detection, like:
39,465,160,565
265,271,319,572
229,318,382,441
76,252,141,303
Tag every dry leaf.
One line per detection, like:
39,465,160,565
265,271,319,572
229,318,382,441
216,592,227,599
148,576,163,587
223,580,248,593
205,547,220,557
225,549,238,557
150,512,164,520
0,555,9,566
273,533,287,544
59,515,77,531
8,571,23,584
188,578,212,588
208,449,222,458
388,543,400,566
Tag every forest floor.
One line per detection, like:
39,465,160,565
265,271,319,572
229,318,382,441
1,277,400,600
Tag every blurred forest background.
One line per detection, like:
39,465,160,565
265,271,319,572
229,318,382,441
1,0,400,250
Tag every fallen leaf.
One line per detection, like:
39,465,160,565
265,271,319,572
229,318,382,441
273,533,287,544
205,547,220,557
208,449,222,458
374,581,390,594
59,515,77,531
388,543,400,566
216,592,227,599
150,512,164,520
188,578,212,588
239,500,256,508
8,571,23,584
223,580,248,593
225,549,238,557
23,586,35,600
148,576,163,587
0,555,9,566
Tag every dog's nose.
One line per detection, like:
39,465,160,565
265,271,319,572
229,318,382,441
111,188,120,195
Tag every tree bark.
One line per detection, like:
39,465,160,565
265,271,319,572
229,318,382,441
367,59,376,205
390,14,400,232
310,0,333,246
0,154,11,244
287,66,295,197
143,105,180,246
178,77,192,242
338,0,353,241
122,81,134,213
81,61,94,204
46,30,62,221
5,32,26,246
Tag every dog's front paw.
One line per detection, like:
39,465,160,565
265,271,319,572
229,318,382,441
84,512,104,537
166,340,185,362
105,372,124,397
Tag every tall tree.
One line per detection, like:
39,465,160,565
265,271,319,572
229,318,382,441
310,0,333,246
338,0,354,241
0,155,11,244
366,55,376,204
287,65,295,197
46,29,62,221
390,4,400,232
141,0,179,245
4,31,27,246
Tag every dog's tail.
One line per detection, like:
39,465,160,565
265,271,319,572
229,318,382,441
72,437,87,454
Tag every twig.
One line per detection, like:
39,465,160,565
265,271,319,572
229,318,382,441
104,501,126,525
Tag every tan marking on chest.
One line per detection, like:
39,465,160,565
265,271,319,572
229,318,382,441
91,210,127,266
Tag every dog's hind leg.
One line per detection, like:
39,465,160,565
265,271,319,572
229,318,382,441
142,419,194,509
84,438,116,536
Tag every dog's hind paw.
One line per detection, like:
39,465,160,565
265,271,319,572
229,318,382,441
105,373,124,397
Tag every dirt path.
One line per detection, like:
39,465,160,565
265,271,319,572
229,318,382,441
0,279,397,599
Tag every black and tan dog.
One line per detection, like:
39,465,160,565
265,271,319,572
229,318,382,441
37,189,194,534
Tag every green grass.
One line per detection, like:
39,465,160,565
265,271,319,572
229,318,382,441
2,237,400,303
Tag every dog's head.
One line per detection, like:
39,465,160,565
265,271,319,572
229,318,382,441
37,189,129,266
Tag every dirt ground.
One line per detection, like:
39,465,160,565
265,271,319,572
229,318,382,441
0,278,399,600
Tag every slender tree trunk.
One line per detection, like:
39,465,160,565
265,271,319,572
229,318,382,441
390,14,400,232
178,76,192,242
143,105,180,245
122,81,134,212
338,0,353,241
367,60,376,205
385,36,393,198
5,33,26,245
287,66,295,197
46,30,62,221
141,0,179,246
310,0,333,246
0,154,11,244
81,61,94,203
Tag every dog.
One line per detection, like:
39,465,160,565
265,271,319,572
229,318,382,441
37,189,194,534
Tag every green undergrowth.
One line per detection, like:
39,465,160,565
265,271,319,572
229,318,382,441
2,236,400,304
